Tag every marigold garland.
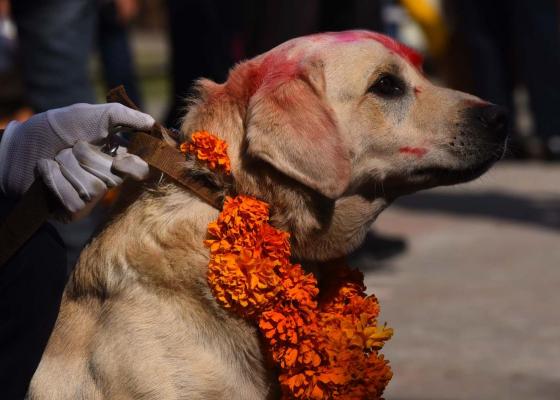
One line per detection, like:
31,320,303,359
182,131,394,399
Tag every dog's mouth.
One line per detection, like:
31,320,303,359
357,138,507,199
412,157,496,184
378,153,500,198
411,142,506,185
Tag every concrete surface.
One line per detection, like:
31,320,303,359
356,162,560,400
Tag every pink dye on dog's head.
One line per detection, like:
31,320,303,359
228,31,423,100
325,31,423,69
225,45,303,99
251,53,301,93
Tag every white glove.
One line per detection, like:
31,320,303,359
38,141,149,213
0,103,154,213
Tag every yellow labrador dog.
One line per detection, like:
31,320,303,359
28,31,508,399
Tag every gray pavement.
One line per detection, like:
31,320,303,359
358,162,560,400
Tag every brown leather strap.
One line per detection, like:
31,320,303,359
128,131,222,209
107,85,222,208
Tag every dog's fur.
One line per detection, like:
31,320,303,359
28,31,507,399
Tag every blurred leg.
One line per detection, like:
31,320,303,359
243,0,320,57
319,0,382,32
12,0,96,112
444,0,514,111
97,1,143,108
512,0,560,149
0,199,68,398
165,0,238,127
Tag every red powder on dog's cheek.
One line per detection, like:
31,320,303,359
399,146,428,157
414,86,422,95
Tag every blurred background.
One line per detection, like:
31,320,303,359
1,0,559,398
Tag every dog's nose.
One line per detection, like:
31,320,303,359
479,105,509,139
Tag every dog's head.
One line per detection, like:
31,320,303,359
183,30,508,260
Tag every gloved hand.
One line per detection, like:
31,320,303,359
0,103,154,213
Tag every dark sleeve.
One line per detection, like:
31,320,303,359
0,197,68,399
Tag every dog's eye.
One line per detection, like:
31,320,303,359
369,74,406,98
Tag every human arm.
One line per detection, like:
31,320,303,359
0,103,154,214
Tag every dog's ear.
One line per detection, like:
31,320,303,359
245,61,351,199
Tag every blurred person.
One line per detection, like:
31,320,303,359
165,0,241,128
443,0,560,160
242,0,320,57
243,0,383,57
0,0,32,127
319,0,383,37
11,0,97,112
0,103,153,398
97,0,143,107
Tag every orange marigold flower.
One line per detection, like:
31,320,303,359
259,304,311,347
280,264,319,310
180,131,231,174
260,223,291,262
280,370,326,400
204,182,393,398
208,251,282,317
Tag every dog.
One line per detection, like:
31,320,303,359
28,31,508,399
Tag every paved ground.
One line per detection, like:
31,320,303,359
353,162,560,400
